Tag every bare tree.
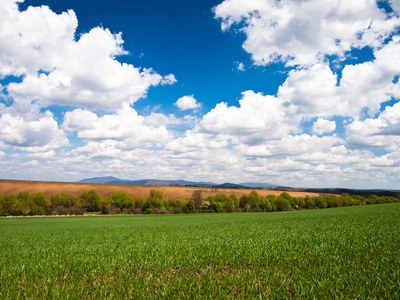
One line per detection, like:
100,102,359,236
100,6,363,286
191,190,203,206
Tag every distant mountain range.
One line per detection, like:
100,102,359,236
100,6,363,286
78,176,283,189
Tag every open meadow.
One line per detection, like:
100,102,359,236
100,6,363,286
1,203,399,299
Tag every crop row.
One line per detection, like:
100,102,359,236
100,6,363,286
0,204,399,298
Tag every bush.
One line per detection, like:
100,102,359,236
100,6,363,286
314,197,327,209
275,198,292,211
185,200,195,212
100,197,111,214
29,192,49,215
247,191,261,209
210,202,223,213
239,195,248,208
54,206,69,215
112,191,132,209
134,197,145,208
257,198,272,212
80,190,102,212
304,196,315,209
149,189,163,200
230,194,240,208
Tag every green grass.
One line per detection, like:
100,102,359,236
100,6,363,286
1,204,399,299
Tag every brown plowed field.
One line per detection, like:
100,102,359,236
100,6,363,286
0,179,319,199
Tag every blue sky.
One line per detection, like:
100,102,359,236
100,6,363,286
1,0,400,188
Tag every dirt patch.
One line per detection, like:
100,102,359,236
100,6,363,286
0,179,319,199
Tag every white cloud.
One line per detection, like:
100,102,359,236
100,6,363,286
198,90,300,144
161,74,177,85
1,2,175,111
62,104,174,148
236,62,245,71
174,95,201,111
277,38,400,119
214,0,400,66
390,0,400,15
278,64,343,116
312,118,336,135
27,150,56,159
345,102,400,151
0,110,69,151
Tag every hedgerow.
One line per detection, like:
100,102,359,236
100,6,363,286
0,189,399,216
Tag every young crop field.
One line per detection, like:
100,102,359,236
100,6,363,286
1,204,399,299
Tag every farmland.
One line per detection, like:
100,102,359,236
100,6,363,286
1,203,399,298
0,179,319,199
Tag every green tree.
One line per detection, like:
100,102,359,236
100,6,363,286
326,195,340,208
134,197,145,209
314,197,327,209
80,189,101,212
112,191,132,210
304,196,315,209
275,198,292,211
29,192,49,215
210,201,223,213
186,200,195,212
100,197,111,214
247,191,261,209
230,194,240,208
257,198,272,212
149,189,163,200
239,194,248,208
0,195,16,216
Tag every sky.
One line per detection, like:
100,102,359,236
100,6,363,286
1,0,400,189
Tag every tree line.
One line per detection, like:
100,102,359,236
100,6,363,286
0,189,399,217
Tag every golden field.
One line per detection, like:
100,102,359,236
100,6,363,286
0,179,319,199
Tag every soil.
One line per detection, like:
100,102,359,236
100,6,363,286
0,179,320,199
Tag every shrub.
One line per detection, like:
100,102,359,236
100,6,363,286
304,196,315,209
80,190,101,212
247,191,261,209
141,200,151,212
314,197,327,209
239,195,248,208
275,198,292,211
210,202,223,213
112,191,132,209
257,198,272,212
186,200,195,212
29,192,49,215
230,194,240,208
149,189,163,200
326,195,340,208
100,197,111,214
0,195,18,216
134,197,145,208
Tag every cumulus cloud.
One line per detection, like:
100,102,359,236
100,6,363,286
174,95,201,111
0,110,69,152
214,0,400,66
312,118,336,135
277,38,400,119
1,0,400,189
346,102,400,151
197,90,300,144
62,104,174,148
390,0,400,15
235,62,245,71
1,1,175,111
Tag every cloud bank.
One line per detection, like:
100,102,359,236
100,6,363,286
1,0,400,189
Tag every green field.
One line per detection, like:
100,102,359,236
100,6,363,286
1,204,399,299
